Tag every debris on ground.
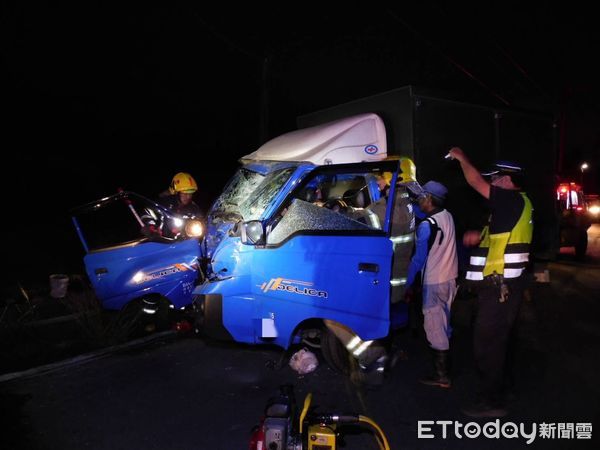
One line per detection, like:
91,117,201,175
289,348,319,374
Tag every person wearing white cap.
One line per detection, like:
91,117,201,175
447,147,533,418
405,180,458,389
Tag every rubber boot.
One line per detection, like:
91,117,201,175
419,349,451,388
351,353,387,388
350,343,388,388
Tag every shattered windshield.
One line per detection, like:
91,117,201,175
211,165,296,221
267,199,375,245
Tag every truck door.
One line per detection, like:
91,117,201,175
252,161,402,346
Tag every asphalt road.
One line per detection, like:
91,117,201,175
2,226,600,450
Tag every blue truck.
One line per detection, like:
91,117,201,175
192,113,416,373
71,191,204,329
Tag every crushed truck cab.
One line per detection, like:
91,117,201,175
71,191,204,319
193,114,415,359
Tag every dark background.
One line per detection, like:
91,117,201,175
2,3,600,280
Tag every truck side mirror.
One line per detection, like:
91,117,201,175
240,220,265,245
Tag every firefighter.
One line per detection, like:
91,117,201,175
370,157,422,302
447,147,533,418
160,172,203,218
326,157,421,386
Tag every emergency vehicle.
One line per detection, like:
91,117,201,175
556,181,592,258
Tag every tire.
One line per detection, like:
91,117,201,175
575,229,588,260
114,299,145,341
320,327,357,375
152,297,172,331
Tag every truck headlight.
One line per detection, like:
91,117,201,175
185,220,204,237
589,205,600,216
132,271,145,284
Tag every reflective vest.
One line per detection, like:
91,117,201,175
422,209,458,285
466,192,533,281
389,185,415,302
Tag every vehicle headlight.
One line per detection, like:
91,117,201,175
589,205,600,215
132,271,145,284
185,220,204,237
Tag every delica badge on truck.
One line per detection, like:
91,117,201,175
192,113,418,375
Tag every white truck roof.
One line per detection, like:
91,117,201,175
242,113,387,165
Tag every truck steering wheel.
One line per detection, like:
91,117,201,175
323,198,348,213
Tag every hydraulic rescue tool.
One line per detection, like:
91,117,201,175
249,385,391,450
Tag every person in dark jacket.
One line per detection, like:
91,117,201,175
448,147,533,418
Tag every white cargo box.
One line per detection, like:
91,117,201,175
242,113,387,165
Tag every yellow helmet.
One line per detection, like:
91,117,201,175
169,172,198,194
378,172,393,185
399,157,417,183
382,156,417,183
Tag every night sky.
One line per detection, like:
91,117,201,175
3,3,600,280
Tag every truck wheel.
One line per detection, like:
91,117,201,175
114,299,145,340
320,327,356,375
575,229,588,260
152,297,172,332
